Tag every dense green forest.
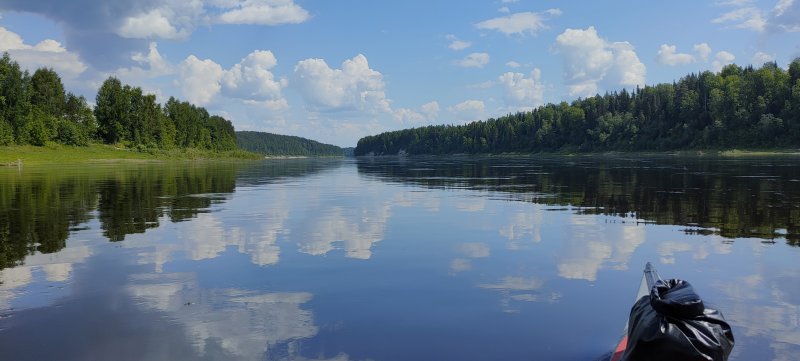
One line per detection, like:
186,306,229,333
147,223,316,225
236,131,345,156
356,59,800,155
0,52,235,151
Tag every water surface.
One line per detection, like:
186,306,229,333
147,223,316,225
1,156,798,360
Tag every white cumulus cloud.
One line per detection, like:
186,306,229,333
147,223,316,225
177,55,225,105
693,43,713,61
31,39,63,53
222,50,287,102
457,52,490,68
713,0,800,33
393,108,426,123
553,26,612,97
445,34,472,51
393,100,440,124
751,51,775,65
292,54,391,113
553,26,646,97
475,11,559,36
449,40,471,51
770,0,800,32
0,0,310,70
172,49,288,108
774,0,794,16
0,26,27,50
0,26,87,79
657,44,695,66
115,1,206,40
544,8,563,16
421,101,440,119
132,42,172,75
117,8,184,39
712,51,736,71
216,0,310,25
608,42,646,89
506,61,522,68
713,6,766,31
116,0,310,39
498,69,544,109
117,42,174,82
449,100,485,122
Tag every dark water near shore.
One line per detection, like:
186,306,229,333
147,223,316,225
0,156,798,360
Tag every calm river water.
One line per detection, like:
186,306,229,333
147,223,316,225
0,156,798,360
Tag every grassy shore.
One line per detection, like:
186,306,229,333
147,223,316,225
715,149,800,157
4,144,796,166
573,149,800,157
0,143,263,165
359,148,800,159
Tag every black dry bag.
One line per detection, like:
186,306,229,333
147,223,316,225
622,279,734,361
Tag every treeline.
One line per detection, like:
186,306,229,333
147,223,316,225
0,52,236,151
0,54,95,146
236,131,344,156
356,59,800,155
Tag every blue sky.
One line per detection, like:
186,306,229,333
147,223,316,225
1,0,798,146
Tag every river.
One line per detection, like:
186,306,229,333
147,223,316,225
0,156,798,360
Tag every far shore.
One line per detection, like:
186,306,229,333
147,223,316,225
264,155,310,159
4,144,798,167
354,149,800,158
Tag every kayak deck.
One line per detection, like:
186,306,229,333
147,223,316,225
609,262,661,361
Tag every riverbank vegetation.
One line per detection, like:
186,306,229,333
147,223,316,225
0,52,258,160
355,59,800,155
0,143,261,165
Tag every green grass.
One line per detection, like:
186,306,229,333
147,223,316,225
717,149,800,157
0,143,263,165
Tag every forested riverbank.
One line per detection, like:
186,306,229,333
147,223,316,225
355,59,800,156
1,53,244,152
0,52,266,161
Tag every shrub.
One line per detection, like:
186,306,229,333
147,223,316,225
0,118,13,145
56,119,90,146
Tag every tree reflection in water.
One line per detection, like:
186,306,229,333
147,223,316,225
357,155,800,244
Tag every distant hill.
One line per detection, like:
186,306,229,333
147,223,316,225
236,131,345,156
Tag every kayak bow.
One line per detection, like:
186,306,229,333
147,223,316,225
609,262,661,361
